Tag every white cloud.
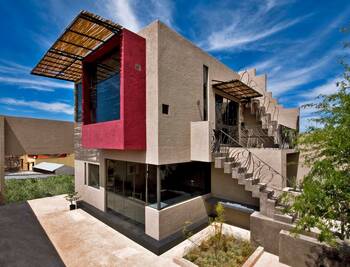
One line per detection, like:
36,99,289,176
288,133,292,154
0,98,74,115
104,0,141,31
207,16,306,51
0,61,73,91
0,76,73,90
101,0,174,32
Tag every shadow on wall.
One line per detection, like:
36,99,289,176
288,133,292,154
305,243,350,267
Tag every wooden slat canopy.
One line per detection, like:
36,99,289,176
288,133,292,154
213,79,262,101
31,11,123,82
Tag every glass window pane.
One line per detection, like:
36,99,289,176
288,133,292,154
88,163,99,188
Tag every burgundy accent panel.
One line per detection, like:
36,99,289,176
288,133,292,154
81,29,146,150
122,29,146,149
82,120,124,149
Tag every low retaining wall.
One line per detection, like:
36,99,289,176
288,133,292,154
279,230,350,267
250,211,293,254
251,211,350,267
145,194,211,240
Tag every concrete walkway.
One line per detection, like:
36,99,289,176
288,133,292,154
26,195,289,267
28,195,178,267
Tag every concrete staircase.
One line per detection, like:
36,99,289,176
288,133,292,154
213,152,296,224
240,69,299,148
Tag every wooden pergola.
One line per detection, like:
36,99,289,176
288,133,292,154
213,79,262,101
31,11,123,82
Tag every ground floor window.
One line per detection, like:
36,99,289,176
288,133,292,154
88,163,100,189
105,159,211,223
159,162,211,208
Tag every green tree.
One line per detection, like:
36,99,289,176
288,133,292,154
292,35,350,245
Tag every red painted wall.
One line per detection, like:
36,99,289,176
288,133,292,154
81,29,146,150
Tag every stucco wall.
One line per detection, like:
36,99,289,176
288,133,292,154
145,194,210,240
141,21,240,165
190,121,212,162
75,159,105,211
250,212,294,255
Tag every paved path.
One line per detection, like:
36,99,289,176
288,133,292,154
28,195,178,267
0,202,65,267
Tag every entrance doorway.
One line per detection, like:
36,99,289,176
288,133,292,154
215,94,239,141
106,160,152,224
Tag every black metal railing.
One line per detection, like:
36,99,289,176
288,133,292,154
212,129,288,192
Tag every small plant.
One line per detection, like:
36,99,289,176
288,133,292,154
183,203,255,266
65,191,80,210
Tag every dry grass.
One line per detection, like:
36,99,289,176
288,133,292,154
184,234,255,267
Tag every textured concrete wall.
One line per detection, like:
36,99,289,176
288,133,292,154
250,212,294,255
145,194,210,240
279,230,350,267
75,160,105,211
190,121,212,162
4,116,73,155
155,21,240,165
211,164,259,207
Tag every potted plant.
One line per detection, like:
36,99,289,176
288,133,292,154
65,192,80,210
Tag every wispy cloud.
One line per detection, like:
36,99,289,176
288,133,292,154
0,60,73,92
207,16,306,51
197,0,306,51
100,0,174,32
104,0,141,32
0,98,74,115
241,6,350,97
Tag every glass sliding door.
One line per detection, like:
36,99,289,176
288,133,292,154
106,160,154,225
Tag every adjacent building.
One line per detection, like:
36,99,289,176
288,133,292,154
31,11,303,245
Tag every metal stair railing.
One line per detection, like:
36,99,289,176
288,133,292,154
212,128,287,193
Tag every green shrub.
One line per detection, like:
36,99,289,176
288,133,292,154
4,175,74,204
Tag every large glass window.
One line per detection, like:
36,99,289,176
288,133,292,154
89,49,120,123
75,83,82,122
88,163,100,188
159,162,211,208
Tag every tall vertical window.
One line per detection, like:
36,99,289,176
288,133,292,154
75,83,83,122
89,49,120,124
88,163,100,189
203,65,209,121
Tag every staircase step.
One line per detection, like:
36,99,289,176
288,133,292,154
224,161,238,174
258,182,267,190
274,213,294,224
214,156,226,168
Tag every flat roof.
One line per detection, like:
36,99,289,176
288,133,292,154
213,79,262,101
31,11,123,82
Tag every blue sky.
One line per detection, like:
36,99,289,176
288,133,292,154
0,0,349,130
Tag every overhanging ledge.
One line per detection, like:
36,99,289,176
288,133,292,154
213,79,262,101
31,11,123,82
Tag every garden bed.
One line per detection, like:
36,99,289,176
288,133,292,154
183,233,257,267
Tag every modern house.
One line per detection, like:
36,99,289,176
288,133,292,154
31,11,304,248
